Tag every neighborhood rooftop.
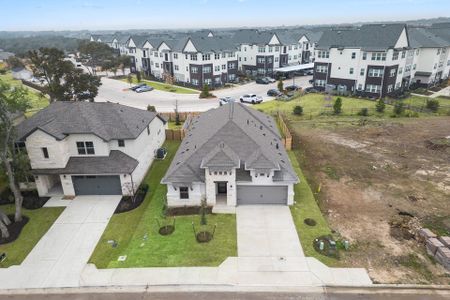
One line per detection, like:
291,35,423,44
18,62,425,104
16,101,165,142
162,102,298,184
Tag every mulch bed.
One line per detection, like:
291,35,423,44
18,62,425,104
167,206,212,216
304,218,317,226
0,189,49,210
0,215,29,245
159,225,175,236
114,185,149,214
196,231,213,243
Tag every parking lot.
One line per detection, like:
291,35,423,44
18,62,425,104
95,76,312,112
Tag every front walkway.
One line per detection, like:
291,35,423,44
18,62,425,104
0,196,121,289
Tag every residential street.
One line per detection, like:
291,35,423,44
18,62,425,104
95,76,312,112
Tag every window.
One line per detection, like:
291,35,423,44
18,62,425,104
155,63,159,68
317,50,329,58
222,64,226,70
204,78,212,85
360,68,365,76
349,68,354,75
390,69,396,77
174,65,179,71
42,147,49,159
413,64,417,70
447,60,450,66
275,46,280,52
76,141,95,155
351,52,356,59
191,66,198,73
192,79,199,85
190,54,197,61
269,46,273,53
180,187,189,199
118,139,125,147
222,53,226,58
229,62,236,69
401,51,406,58
362,52,367,60
257,57,265,64
315,79,326,87
387,84,393,93
258,46,265,53
202,54,210,61
368,68,384,77
147,125,150,135
203,66,211,73
398,67,403,74
366,84,381,93
228,74,236,80
274,57,279,62
392,51,399,60
357,84,363,91
316,65,327,73
214,53,220,60
173,53,178,59
371,52,386,61
214,65,220,72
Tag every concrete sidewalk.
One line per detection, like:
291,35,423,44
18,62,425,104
0,196,121,289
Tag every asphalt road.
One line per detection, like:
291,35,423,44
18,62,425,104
95,76,312,112
3,287,450,300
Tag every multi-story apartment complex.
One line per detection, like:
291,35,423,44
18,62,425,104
312,23,450,97
90,28,318,88
313,24,410,98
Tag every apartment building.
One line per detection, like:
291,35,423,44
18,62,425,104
313,24,410,98
409,24,450,87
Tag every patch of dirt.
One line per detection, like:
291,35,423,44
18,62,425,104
292,117,450,284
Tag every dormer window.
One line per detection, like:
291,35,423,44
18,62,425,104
77,141,95,155
42,147,49,159
118,139,125,147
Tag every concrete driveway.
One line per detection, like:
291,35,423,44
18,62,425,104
0,196,121,289
95,76,312,112
236,205,304,257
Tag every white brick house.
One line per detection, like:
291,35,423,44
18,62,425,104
161,103,299,208
16,102,166,197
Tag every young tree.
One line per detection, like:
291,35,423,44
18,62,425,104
136,71,142,83
277,79,284,92
393,101,405,115
27,47,101,102
127,73,133,86
293,105,303,115
200,84,211,98
375,98,386,113
333,97,342,114
0,81,30,235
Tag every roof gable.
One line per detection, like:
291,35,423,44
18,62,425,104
183,38,198,53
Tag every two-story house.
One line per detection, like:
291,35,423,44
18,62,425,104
313,24,410,98
16,102,166,197
161,102,299,207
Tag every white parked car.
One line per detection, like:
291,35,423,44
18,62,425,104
219,97,235,106
240,94,263,104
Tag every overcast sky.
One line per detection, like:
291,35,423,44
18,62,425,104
1,0,450,31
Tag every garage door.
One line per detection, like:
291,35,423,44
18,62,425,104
72,175,122,195
237,185,288,205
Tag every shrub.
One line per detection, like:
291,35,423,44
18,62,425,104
277,80,284,92
293,105,303,115
404,110,419,118
375,98,385,113
393,101,405,116
147,105,156,112
426,99,440,112
333,97,342,114
199,84,212,98
357,108,369,116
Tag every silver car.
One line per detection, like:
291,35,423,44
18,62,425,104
219,97,235,106
240,94,263,104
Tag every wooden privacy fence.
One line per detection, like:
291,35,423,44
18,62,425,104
159,112,201,122
163,113,197,141
277,113,293,150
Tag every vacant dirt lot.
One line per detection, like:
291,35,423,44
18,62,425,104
290,117,450,284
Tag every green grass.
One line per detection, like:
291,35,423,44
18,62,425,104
167,121,183,130
122,76,199,94
288,150,339,267
0,205,64,267
89,140,237,268
398,95,450,114
0,72,49,116
258,94,393,118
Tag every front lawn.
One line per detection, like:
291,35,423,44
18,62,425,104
288,150,339,267
0,205,64,267
122,76,199,94
89,140,237,268
0,72,49,116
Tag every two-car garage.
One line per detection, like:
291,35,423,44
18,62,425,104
236,185,288,205
72,175,122,195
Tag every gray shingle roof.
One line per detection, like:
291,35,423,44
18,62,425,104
32,150,138,175
317,24,407,50
16,101,164,142
232,29,279,46
162,103,298,184
409,27,450,48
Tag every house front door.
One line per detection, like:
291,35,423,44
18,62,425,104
217,182,227,194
